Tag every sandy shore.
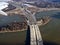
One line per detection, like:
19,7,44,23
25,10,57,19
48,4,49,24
38,8,60,12
0,29,27,33
37,17,52,26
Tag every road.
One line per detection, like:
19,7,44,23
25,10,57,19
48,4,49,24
8,1,43,45
8,1,60,14
30,25,43,45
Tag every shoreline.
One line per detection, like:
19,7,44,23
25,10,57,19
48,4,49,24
38,8,60,12
37,17,51,26
42,18,51,26
0,29,27,33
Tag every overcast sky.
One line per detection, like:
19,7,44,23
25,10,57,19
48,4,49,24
0,0,9,10
0,0,11,2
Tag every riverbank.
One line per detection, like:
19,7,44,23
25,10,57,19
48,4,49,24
0,29,27,33
0,21,27,33
37,16,51,26
38,8,60,12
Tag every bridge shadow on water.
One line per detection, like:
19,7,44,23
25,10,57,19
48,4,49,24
25,26,30,45
0,26,30,45
25,26,60,45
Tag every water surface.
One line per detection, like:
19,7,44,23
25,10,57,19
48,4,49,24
35,10,60,45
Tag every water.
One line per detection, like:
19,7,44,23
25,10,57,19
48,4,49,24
0,15,25,26
0,10,60,45
0,15,27,45
35,10,60,45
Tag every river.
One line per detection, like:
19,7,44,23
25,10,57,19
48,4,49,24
0,15,25,26
0,15,27,45
0,10,60,45
36,10,60,45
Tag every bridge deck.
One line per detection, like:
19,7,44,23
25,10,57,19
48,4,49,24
30,25,43,45
9,1,43,45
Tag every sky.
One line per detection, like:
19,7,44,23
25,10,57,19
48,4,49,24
0,0,11,2
0,0,60,2
0,0,9,10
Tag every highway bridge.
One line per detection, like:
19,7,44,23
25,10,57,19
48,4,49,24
24,8,43,45
30,25,43,45
8,1,43,45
